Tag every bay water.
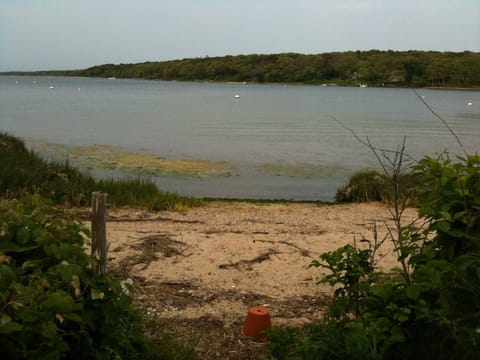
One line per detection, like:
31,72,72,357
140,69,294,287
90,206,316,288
1,75,479,200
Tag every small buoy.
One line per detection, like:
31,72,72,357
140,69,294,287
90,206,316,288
49,86,54,89
234,94,240,99
467,102,473,106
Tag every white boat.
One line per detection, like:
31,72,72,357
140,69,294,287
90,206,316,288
359,84,367,88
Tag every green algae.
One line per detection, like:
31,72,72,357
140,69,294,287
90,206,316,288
26,140,354,181
258,163,352,179
27,141,233,178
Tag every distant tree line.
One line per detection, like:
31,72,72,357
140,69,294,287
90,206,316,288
7,50,480,87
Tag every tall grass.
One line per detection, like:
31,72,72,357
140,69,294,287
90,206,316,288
95,178,200,210
335,169,420,204
0,132,201,210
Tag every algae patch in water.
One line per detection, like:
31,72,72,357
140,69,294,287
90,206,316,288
258,163,352,179
28,142,232,178
114,153,231,178
72,145,232,178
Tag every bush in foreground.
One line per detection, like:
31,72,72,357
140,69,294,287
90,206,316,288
0,195,195,359
268,154,480,359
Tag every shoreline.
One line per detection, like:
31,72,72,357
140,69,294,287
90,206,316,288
2,73,480,91
26,139,351,202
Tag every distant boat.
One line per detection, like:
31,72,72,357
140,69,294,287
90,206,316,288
359,84,367,88
234,94,240,99
108,77,116,80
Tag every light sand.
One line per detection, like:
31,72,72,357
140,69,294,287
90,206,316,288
100,201,417,359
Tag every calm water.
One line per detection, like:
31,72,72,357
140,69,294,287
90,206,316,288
1,75,479,200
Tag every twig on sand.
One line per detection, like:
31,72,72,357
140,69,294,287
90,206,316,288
218,249,281,269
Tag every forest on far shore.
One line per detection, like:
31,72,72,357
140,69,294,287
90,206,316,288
5,50,480,88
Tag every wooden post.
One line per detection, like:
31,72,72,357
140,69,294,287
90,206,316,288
91,192,108,276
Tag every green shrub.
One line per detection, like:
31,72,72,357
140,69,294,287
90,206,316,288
0,195,194,359
335,169,420,204
335,170,388,203
268,154,480,360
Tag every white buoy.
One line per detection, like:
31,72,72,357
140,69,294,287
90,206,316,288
234,94,240,99
49,86,54,89
467,102,473,106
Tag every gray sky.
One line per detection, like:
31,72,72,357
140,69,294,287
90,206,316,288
1,0,479,71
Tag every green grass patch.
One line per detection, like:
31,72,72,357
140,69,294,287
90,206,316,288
0,132,201,210
335,169,420,204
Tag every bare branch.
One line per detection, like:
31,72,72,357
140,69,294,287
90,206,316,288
327,115,418,163
414,90,468,157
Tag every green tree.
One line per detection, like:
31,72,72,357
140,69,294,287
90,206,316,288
426,56,454,85
69,51,480,87
401,54,427,86
451,53,480,86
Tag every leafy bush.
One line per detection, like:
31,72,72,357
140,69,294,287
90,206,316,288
268,154,480,359
311,244,375,319
0,195,194,359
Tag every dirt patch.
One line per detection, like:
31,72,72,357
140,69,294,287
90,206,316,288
101,201,418,359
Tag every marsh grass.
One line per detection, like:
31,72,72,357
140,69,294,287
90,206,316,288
0,132,201,210
335,169,420,204
96,178,200,210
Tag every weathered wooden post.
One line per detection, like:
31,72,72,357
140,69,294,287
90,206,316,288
91,192,108,276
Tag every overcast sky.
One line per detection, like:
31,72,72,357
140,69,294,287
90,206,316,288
1,0,479,71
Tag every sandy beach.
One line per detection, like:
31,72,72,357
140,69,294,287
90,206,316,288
100,201,417,359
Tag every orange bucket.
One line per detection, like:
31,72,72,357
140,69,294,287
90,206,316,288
241,306,272,339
